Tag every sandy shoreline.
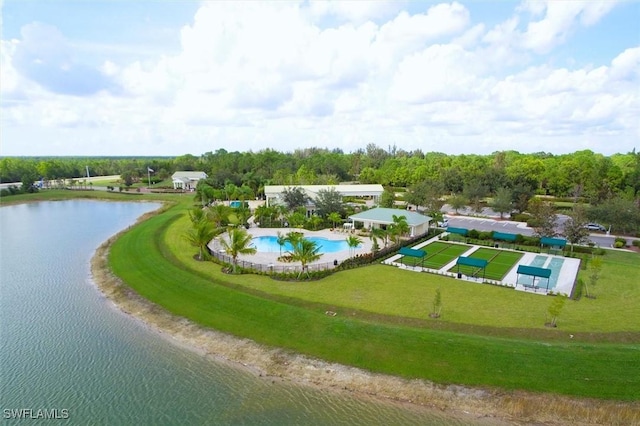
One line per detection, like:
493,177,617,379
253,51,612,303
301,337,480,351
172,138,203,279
90,215,639,426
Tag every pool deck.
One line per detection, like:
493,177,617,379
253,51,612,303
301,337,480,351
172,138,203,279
211,227,373,267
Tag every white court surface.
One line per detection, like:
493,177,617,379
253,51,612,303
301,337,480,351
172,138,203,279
503,252,581,296
386,236,581,296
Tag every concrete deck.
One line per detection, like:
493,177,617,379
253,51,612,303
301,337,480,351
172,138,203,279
210,227,373,268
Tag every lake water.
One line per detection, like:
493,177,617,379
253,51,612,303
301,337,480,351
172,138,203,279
0,200,486,425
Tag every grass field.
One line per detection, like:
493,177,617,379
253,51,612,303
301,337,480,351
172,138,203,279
448,247,523,280
398,242,471,269
424,242,471,269
103,203,640,401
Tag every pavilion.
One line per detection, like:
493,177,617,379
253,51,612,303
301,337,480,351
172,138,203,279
348,207,432,237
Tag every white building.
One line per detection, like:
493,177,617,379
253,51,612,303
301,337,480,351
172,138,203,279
348,207,432,237
172,171,208,190
264,184,384,207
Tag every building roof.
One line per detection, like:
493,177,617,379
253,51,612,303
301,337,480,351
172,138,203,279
348,207,432,226
264,184,383,199
171,171,208,180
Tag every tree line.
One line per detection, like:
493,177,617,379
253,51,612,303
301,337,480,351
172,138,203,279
3,147,638,200
2,146,639,233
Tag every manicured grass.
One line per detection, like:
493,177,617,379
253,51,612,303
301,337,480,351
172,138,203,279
166,214,640,334
448,247,522,280
425,242,471,269
108,204,640,400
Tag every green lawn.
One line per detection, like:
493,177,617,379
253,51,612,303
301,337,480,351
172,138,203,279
447,247,523,280
424,242,471,269
106,204,640,400
166,213,639,334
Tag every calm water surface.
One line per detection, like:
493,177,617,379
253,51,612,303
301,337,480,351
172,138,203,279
0,200,486,425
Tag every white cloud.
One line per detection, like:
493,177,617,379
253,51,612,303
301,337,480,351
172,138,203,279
1,1,637,156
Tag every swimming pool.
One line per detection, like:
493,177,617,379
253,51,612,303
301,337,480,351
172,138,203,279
251,236,357,253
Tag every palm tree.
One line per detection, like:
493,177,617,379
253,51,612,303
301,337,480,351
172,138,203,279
188,206,207,225
309,214,323,230
276,231,287,256
254,204,275,227
328,212,342,229
285,231,304,247
208,203,231,228
184,218,218,261
288,237,322,279
345,234,362,257
389,214,409,244
370,227,388,250
218,226,257,273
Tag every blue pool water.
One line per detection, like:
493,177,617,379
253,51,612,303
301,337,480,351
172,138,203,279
252,236,356,253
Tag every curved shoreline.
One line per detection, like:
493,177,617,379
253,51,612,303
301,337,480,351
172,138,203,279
91,215,638,426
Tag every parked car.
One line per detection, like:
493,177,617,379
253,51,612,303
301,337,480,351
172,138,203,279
584,223,606,232
437,219,449,228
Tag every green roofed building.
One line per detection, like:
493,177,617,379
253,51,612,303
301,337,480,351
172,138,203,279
348,207,432,237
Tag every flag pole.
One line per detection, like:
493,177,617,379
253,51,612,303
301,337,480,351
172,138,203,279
147,167,151,188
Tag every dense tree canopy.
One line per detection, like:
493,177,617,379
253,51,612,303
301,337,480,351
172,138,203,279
2,147,639,233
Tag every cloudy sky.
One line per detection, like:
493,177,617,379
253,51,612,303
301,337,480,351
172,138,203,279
1,1,638,157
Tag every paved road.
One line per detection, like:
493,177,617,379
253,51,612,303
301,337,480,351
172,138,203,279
443,214,625,248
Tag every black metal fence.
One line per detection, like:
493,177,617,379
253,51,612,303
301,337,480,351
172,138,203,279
205,229,444,276
206,249,337,274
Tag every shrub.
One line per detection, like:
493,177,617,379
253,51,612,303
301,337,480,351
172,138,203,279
522,236,541,246
467,229,479,239
512,213,531,223
478,231,493,240
633,240,640,248
527,218,542,228
614,241,624,248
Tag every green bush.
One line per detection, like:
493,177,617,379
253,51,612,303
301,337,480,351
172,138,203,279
478,231,493,240
633,240,640,248
527,218,542,228
614,241,625,248
511,213,531,223
467,229,479,239
522,236,541,246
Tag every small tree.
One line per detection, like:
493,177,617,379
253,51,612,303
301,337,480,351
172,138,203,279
369,229,381,253
345,234,362,257
546,295,566,327
430,288,442,318
314,188,344,217
448,193,468,214
287,237,322,279
309,214,323,231
389,214,409,244
563,204,590,252
218,226,257,273
379,188,395,208
491,187,513,219
184,218,218,261
282,186,309,210
276,231,287,256
584,256,603,299
463,182,488,213
328,212,342,229
528,198,557,237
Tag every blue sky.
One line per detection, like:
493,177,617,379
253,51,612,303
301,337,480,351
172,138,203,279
1,1,638,156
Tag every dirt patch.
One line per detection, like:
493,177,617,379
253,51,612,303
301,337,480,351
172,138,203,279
91,225,640,426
